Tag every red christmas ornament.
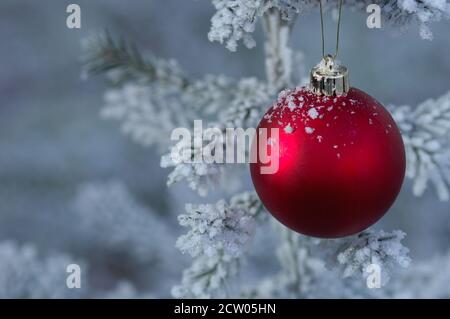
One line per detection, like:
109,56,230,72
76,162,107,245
250,56,405,238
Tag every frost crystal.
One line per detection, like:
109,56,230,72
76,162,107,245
161,138,223,197
307,107,319,119
208,0,263,51
284,123,294,133
305,126,315,134
182,74,235,115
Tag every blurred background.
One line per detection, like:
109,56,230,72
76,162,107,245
0,0,449,298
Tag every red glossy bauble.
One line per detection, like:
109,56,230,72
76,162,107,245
250,87,406,238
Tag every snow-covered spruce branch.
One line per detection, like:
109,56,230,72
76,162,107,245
81,10,298,195
172,192,265,298
208,0,450,53
82,31,189,87
161,137,224,197
350,0,450,40
159,8,299,196
82,32,196,150
242,228,410,298
319,230,411,286
244,239,450,299
161,77,273,196
390,91,450,201
208,0,313,52
82,32,275,157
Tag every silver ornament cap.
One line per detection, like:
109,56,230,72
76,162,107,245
310,54,349,96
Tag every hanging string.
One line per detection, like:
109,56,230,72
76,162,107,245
319,0,344,59
319,0,325,58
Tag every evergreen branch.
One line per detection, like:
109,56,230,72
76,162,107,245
82,31,189,87
319,229,411,286
172,192,265,298
208,0,450,52
389,91,450,201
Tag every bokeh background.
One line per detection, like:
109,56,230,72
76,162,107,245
0,0,449,298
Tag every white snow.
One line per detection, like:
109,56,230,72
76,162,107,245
277,89,291,103
307,108,319,119
287,101,297,111
284,123,294,134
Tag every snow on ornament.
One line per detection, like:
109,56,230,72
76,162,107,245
250,55,406,238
